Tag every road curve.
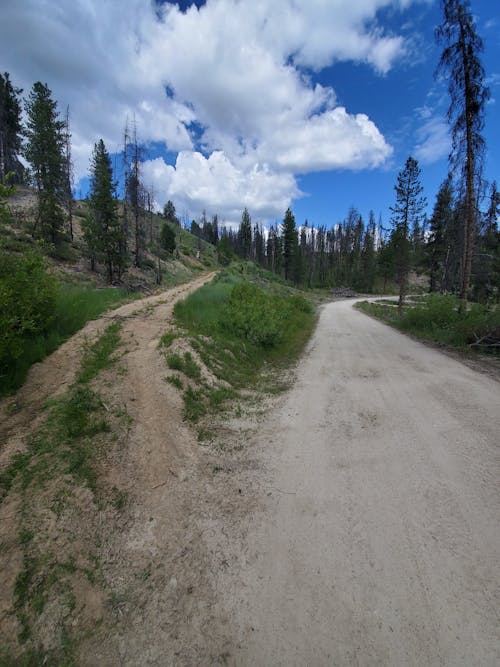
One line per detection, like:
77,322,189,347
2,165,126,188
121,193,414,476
220,299,500,666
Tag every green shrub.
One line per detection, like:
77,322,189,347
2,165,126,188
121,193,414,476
358,295,499,349
0,276,131,397
0,249,56,383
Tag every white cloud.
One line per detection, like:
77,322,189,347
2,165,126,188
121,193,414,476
414,116,450,164
142,153,299,224
0,0,419,219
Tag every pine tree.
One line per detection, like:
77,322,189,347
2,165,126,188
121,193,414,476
428,175,455,293
238,208,252,259
282,208,298,282
0,72,23,182
163,200,179,225
436,0,489,307
473,181,500,302
86,139,124,282
24,82,66,243
390,156,426,314
160,222,176,254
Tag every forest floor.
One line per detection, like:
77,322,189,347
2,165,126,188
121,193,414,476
1,289,499,665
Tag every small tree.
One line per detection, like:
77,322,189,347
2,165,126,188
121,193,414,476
163,200,179,225
238,208,252,259
86,139,124,282
160,222,176,254
390,157,426,315
282,208,299,282
24,82,66,244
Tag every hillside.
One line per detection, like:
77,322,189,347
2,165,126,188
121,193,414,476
4,185,218,291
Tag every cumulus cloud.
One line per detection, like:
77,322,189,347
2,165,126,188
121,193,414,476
142,153,300,223
0,0,418,220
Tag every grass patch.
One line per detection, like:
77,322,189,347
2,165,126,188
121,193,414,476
167,263,316,422
165,375,183,390
1,283,134,397
159,331,178,348
77,322,122,383
182,386,206,422
356,295,499,350
166,351,201,381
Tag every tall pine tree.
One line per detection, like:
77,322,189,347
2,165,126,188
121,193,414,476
85,139,125,282
436,0,489,307
24,82,66,244
390,157,426,314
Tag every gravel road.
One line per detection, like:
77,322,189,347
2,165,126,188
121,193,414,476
220,299,500,666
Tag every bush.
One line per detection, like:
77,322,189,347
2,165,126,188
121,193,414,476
357,295,499,348
220,283,281,347
160,223,176,254
0,249,56,381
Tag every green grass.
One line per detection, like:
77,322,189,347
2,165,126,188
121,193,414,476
165,374,183,389
166,351,201,381
168,263,316,421
1,284,134,397
0,323,121,501
356,294,499,350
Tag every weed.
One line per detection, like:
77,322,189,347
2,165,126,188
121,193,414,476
165,375,183,390
197,428,214,443
181,351,201,380
77,322,122,384
159,331,177,348
166,351,201,381
166,352,183,372
111,487,128,511
207,385,236,409
182,386,206,422
357,296,499,350
1,284,133,397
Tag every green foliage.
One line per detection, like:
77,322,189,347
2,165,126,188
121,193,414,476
165,375,183,390
0,249,56,389
166,351,201,380
0,72,24,183
24,82,66,244
182,386,206,422
221,283,294,347
159,331,177,348
85,139,125,281
77,321,122,384
160,222,176,254
0,279,131,397
0,323,120,500
357,295,499,349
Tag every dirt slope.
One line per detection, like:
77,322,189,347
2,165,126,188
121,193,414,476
206,298,500,666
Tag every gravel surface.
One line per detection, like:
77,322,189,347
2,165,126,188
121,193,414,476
218,298,500,666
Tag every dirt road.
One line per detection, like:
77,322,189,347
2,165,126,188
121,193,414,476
214,299,500,666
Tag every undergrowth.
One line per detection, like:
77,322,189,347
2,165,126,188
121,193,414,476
1,282,134,397
166,263,316,422
356,294,499,350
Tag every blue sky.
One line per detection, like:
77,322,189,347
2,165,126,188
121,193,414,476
0,0,498,229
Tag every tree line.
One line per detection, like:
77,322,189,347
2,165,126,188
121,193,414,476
1,0,498,301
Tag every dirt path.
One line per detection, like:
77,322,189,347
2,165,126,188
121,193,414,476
208,299,500,666
0,274,214,464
